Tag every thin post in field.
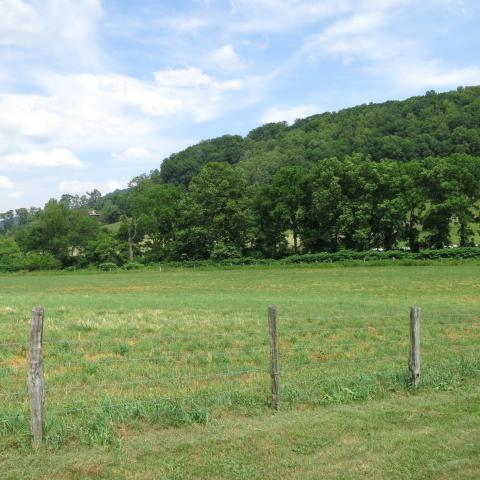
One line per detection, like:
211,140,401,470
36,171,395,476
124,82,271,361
268,305,280,411
409,306,421,387
27,306,45,447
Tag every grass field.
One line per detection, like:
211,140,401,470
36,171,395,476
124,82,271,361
0,263,479,479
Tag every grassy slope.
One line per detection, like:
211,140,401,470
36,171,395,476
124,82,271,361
0,264,479,478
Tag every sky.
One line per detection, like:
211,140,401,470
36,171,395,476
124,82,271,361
0,0,479,211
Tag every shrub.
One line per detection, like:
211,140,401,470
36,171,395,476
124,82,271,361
0,237,23,272
98,262,118,272
85,234,126,266
280,247,480,264
22,252,62,271
210,243,241,261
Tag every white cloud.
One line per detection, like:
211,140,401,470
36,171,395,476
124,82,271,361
0,0,40,46
121,148,152,159
0,0,104,75
151,67,258,121
153,66,245,91
111,138,196,165
321,12,386,38
0,176,13,189
59,179,124,195
153,67,212,88
398,59,480,88
229,0,351,33
0,75,156,152
210,44,244,72
260,104,319,124
105,180,122,191
9,190,23,199
59,180,96,194
0,67,260,160
300,5,480,90
227,0,417,33
0,94,62,139
1,148,83,169
302,9,400,63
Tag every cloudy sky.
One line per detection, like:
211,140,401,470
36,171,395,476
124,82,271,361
0,0,479,211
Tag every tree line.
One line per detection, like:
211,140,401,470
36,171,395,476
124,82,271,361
1,86,480,269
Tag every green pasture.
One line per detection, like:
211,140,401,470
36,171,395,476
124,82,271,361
0,263,479,479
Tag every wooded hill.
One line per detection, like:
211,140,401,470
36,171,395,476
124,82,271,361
159,86,480,186
1,86,480,269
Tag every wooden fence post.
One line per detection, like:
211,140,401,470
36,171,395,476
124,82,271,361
268,305,280,411
409,306,421,387
27,307,45,447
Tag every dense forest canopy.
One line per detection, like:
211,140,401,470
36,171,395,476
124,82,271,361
2,86,480,269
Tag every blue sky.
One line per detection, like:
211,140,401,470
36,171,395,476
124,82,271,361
0,0,479,211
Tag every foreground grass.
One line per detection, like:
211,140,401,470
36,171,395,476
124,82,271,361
1,382,479,479
0,263,479,477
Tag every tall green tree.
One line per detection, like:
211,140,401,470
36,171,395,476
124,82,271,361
421,155,480,248
128,178,185,259
21,200,100,265
269,166,308,253
175,162,253,259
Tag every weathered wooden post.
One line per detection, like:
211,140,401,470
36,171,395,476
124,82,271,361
27,307,45,447
268,305,280,411
409,306,421,387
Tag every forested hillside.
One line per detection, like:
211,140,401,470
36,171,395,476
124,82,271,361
2,86,480,269
159,86,480,185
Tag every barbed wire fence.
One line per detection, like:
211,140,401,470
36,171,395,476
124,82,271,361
0,306,478,447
